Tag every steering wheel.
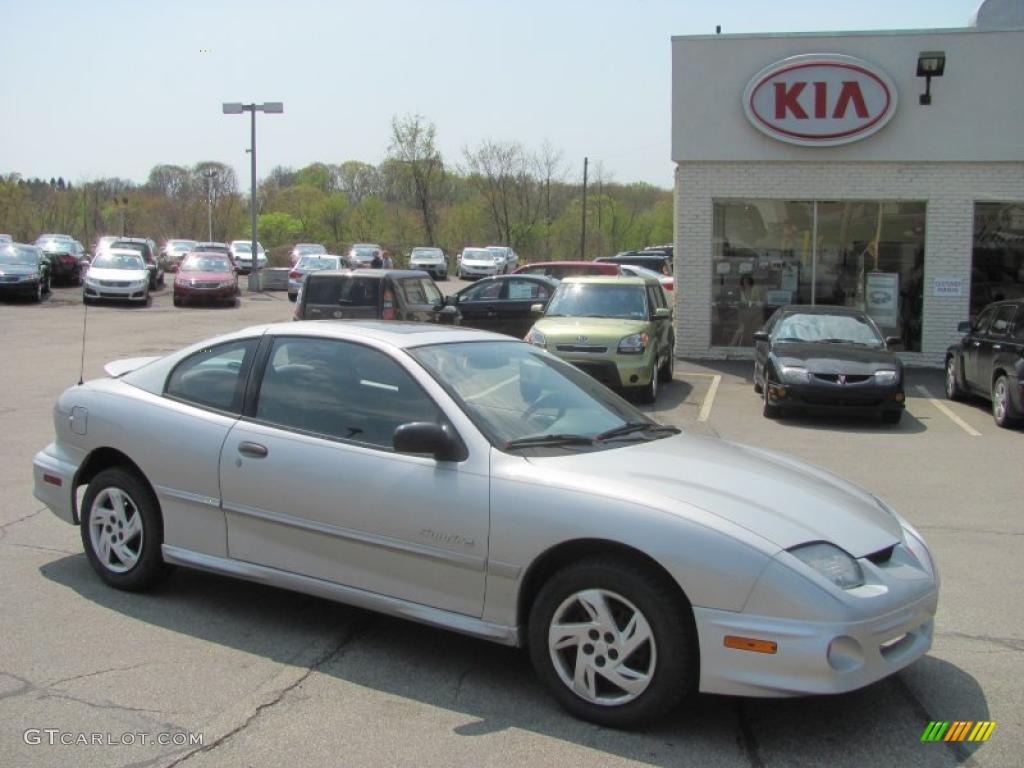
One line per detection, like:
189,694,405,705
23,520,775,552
523,392,569,424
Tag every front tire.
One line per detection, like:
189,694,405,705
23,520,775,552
763,369,781,418
528,557,697,728
637,363,659,404
80,467,172,591
33,280,43,302
658,344,674,384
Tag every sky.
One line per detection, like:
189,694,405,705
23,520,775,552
0,0,985,190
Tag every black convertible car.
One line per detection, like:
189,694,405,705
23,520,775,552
752,305,905,423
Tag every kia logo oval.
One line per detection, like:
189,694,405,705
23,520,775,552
743,54,897,146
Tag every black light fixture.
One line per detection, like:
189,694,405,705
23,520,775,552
917,51,946,105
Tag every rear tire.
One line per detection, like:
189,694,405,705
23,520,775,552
288,293,297,302
528,557,697,728
80,467,173,591
992,375,1019,428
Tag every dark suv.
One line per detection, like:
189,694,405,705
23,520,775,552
946,298,1024,428
294,269,458,324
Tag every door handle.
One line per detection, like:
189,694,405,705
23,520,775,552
973,341,980,347
238,441,268,458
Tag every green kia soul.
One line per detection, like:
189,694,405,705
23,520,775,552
525,276,674,402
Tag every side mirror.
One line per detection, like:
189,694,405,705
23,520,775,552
957,321,972,333
393,422,464,462
531,303,544,314
884,336,903,349
654,307,671,319
436,304,458,316
752,331,770,344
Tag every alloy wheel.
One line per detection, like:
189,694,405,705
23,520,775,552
547,588,657,706
993,377,1008,424
88,487,145,573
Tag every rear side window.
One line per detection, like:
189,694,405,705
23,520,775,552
398,277,442,306
165,339,257,413
647,284,666,310
306,275,380,306
989,305,1016,336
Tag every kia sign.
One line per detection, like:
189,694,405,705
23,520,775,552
743,54,898,147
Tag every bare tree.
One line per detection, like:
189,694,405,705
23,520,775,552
388,114,444,245
463,140,545,250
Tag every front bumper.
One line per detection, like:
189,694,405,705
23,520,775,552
548,348,654,390
411,263,446,278
694,586,937,697
0,278,41,296
83,283,148,301
33,443,79,524
767,378,905,413
461,263,500,277
176,285,236,303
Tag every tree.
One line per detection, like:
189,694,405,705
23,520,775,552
388,114,444,245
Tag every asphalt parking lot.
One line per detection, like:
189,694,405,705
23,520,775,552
1,281,1020,768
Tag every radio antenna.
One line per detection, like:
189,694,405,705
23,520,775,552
78,297,88,385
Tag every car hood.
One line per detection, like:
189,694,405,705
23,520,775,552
526,434,902,557
86,267,148,281
534,316,650,343
773,342,899,373
0,264,40,276
177,271,234,282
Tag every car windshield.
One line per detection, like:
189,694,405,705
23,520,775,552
170,241,195,252
464,250,491,260
353,246,378,257
234,243,252,252
298,256,341,270
92,253,144,270
297,244,326,255
181,256,231,272
0,246,36,265
412,248,442,258
410,342,671,454
197,244,229,254
774,312,884,346
545,283,648,319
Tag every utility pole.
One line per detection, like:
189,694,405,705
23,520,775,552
202,169,218,241
580,157,588,260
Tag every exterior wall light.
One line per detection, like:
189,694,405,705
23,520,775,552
917,51,946,105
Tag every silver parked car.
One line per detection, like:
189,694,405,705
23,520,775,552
408,246,448,280
81,249,150,304
287,253,343,301
33,322,938,727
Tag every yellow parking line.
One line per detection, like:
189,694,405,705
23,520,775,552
698,375,722,422
914,385,982,437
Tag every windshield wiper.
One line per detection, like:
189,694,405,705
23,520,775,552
505,433,594,450
821,338,867,345
596,421,681,441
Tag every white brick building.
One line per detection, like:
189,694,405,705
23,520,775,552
671,19,1024,366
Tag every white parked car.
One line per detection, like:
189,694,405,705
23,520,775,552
82,249,150,304
346,243,382,269
457,247,503,279
287,253,343,301
229,240,268,274
33,321,937,727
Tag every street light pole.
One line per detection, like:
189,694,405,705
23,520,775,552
222,101,283,292
202,169,218,241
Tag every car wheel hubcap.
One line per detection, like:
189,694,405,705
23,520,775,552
88,487,144,573
947,362,956,395
548,588,656,706
994,381,1006,420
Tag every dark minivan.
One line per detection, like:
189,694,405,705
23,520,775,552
294,269,458,324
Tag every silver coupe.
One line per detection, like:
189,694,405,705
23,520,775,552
33,321,938,727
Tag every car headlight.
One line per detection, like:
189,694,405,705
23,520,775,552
220,280,235,288
85,276,99,286
788,542,864,589
874,369,899,384
23,272,38,281
618,332,649,354
132,280,148,288
525,328,547,348
778,364,810,384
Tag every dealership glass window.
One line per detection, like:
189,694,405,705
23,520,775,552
971,202,1024,321
712,200,925,350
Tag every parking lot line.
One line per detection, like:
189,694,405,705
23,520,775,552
914,385,982,437
698,375,722,422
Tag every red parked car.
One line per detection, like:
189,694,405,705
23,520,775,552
513,261,620,279
173,252,239,307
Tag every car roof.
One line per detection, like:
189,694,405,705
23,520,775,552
256,320,513,349
560,276,651,285
310,269,433,279
461,274,559,288
778,304,870,317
